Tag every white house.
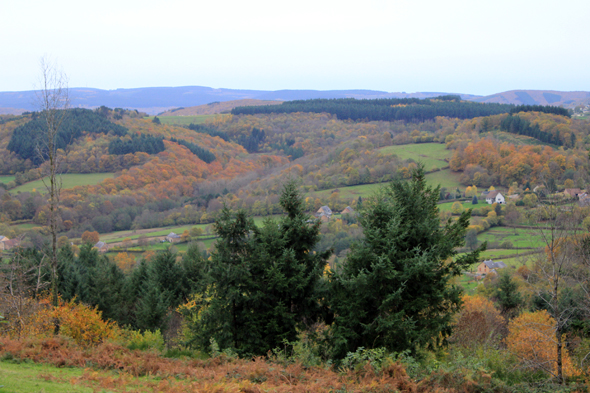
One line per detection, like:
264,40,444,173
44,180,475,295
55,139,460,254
485,190,505,204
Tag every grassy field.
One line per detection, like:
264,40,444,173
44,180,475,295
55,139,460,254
0,360,92,392
147,115,218,125
309,170,463,202
425,169,463,190
478,226,546,249
0,176,15,184
378,143,451,171
438,200,479,212
11,173,114,194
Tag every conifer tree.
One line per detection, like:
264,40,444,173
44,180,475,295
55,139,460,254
328,165,484,358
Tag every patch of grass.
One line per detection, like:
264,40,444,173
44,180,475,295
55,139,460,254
0,176,15,185
0,360,92,392
9,222,39,230
11,173,115,194
379,143,451,171
309,169,464,202
147,115,218,125
425,169,463,190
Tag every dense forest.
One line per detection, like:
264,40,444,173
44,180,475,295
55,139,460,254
7,108,127,164
108,133,165,155
231,96,514,122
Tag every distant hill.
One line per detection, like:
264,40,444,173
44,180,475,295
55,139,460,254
0,86,588,115
473,90,590,107
159,99,284,116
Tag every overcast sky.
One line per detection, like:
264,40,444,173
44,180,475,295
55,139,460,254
1,0,589,95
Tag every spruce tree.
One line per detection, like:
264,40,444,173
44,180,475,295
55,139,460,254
329,165,484,358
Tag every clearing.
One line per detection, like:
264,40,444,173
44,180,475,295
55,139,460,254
11,173,114,194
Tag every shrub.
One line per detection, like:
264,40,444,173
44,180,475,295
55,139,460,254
123,328,165,351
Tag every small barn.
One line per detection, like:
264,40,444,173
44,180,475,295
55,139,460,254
476,260,507,276
166,232,181,243
94,241,109,253
341,206,355,215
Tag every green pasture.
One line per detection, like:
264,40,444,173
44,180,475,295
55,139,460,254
147,115,218,125
425,169,463,190
438,200,479,212
0,360,92,393
379,143,451,171
0,176,15,184
9,222,38,230
308,169,463,203
101,215,281,244
11,173,114,194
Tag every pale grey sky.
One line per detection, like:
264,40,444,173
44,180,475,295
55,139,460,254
1,0,589,95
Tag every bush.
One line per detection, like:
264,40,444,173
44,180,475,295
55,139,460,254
123,328,165,351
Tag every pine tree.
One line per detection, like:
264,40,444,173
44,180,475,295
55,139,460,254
328,165,484,358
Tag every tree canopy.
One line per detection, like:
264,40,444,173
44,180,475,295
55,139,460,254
328,165,484,358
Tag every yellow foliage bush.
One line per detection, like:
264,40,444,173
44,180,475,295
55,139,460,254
506,310,579,378
33,298,120,347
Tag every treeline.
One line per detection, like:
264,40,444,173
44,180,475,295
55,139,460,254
187,123,230,142
500,114,573,146
108,134,165,155
169,137,216,163
231,97,513,122
7,109,128,164
10,244,203,332
510,104,570,118
20,172,478,359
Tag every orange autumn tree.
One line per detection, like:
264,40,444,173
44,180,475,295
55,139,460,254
505,310,579,379
451,295,504,348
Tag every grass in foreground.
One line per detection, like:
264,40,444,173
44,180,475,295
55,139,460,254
0,360,92,393
11,173,115,194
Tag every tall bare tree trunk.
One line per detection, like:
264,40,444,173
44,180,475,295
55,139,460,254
36,56,69,334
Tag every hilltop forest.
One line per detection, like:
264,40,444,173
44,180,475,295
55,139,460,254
3,96,590,390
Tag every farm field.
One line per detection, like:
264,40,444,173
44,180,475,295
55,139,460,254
0,175,15,184
438,200,481,212
478,226,547,249
378,143,451,171
11,173,115,194
309,170,463,202
146,114,218,125
424,169,463,190
99,216,282,243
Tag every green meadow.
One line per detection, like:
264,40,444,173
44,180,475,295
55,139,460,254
0,176,15,184
378,143,451,171
147,114,218,125
11,173,114,193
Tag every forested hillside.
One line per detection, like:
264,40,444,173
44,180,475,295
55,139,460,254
232,96,514,122
3,98,590,390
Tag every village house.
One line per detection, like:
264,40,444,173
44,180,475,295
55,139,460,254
341,206,354,215
165,232,181,243
485,190,505,204
476,260,507,276
0,236,20,251
93,241,109,253
564,188,583,198
316,206,332,219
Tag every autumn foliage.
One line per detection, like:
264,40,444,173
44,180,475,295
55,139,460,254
505,310,579,378
451,295,504,348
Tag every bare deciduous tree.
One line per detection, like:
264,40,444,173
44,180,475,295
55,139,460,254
526,203,581,383
35,56,69,319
